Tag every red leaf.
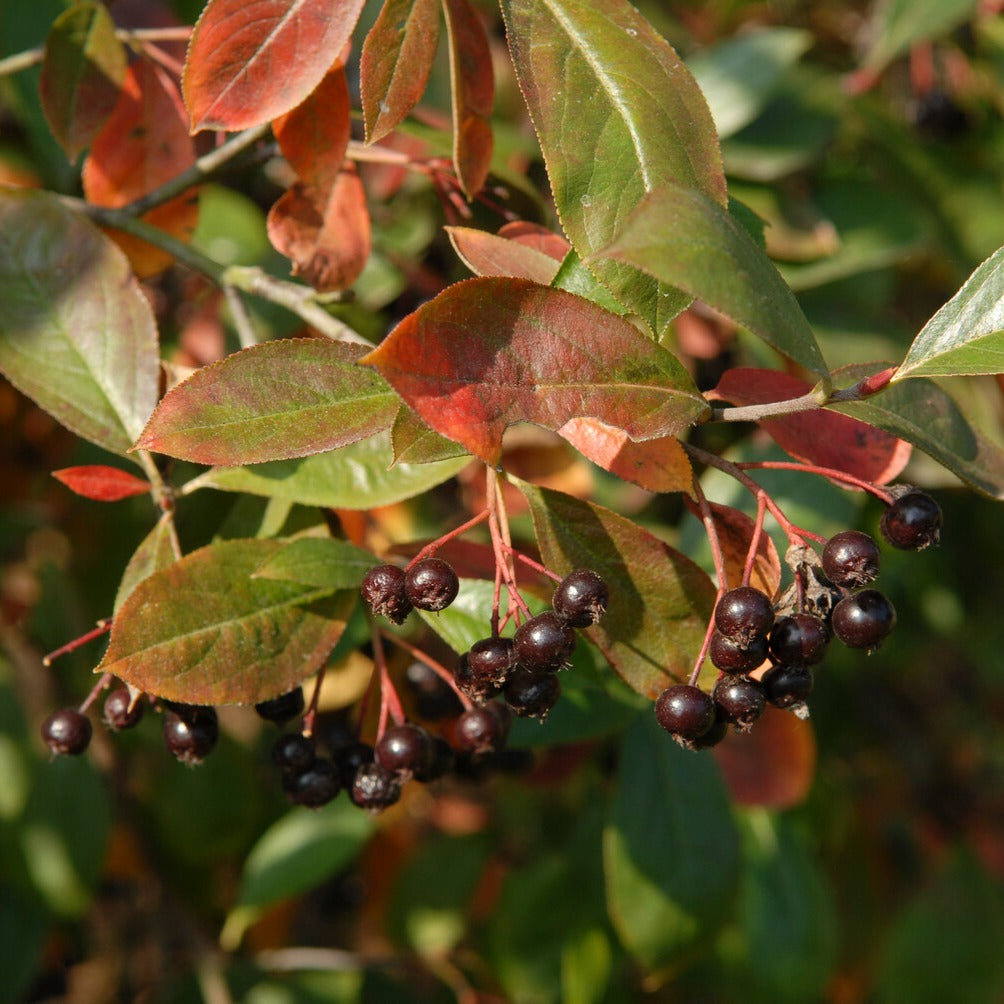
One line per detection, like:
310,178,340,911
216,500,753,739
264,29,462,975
53,465,151,502
711,368,912,484
82,58,197,277
360,277,710,464
496,221,571,261
361,0,440,143
442,0,494,196
182,0,366,133
446,225,561,284
273,60,351,190
266,166,371,291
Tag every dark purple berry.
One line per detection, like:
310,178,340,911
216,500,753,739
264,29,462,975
361,564,412,624
654,685,715,740
42,707,92,756
831,589,896,649
761,665,813,709
413,736,455,783
880,491,942,550
103,688,144,732
552,569,609,627
282,757,339,808
350,762,401,812
453,705,507,754
709,630,769,674
405,662,464,720
375,722,433,776
163,705,218,765
692,716,728,749
467,636,516,687
714,587,774,646
255,687,305,725
333,741,374,788
272,732,315,774
454,653,501,704
713,675,766,732
513,612,576,672
405,557,459,611
768,613,829,667
504,667,561,720
822,530,880,587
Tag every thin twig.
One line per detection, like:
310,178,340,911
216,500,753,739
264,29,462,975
222,284,259,348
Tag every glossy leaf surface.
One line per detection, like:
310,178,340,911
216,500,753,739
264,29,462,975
501,0,726,334
446,226,561,284
183,0,366,132
52,465,151,502
99,539,351,705
362,278,710,464
0,188,159,456
252,537,377,589
136,339,397,465
522,484,717,697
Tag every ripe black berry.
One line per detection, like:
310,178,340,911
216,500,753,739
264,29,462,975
255,687,305,725
513,612,576,672
761,665,813,709
413,736,455,782
405,661,464,720
405,557,459,611
103,687,144,732
504,667,561,720
822,530,880,587
42,707,92,756
692,717,728,749
713,675,766,732
272,732,315,774
163,705,218,765
831,589,896,649
880,491,942,550
333,741,374,788
714,587,774,646
709,630,769,674
552,569,609,627
349,762,401,812
467,636,516,687
453,705,508,754
375,722,433,776
768,613,829,667
282,757,340,808
654,685,715,740
454,653,501,704
361,564,412,624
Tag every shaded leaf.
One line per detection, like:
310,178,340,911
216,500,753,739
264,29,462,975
99,538,352,705
39,2,126,159
0,188,159,456
362,278,710,465
597,185,829,378
267,166,371,291
558,416,694,495
521,484,717,697
52,464,151,501
605,712,741,975
896,244,1004,379
253,537,377,589
136,339,397,465
361,0,440,143
182,0,366,132
446,225,561,284
712,368,911,484
391,405,472,465
501,0,726,335
114,513,177,613
861,0,980,74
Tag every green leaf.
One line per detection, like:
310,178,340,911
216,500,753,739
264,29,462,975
0,188,159,457
252,537,377,589
99,539,354,705
861,0,980,74
221,799,374,950
895,245,1004,378
500,0,726,335
416,578,499,655
113,513,178,613
189,429,471,508
594,183,829,379
604,712,741,975
391,405,472,466
521,483,717,698
687,27,812,139
136,339,398,465
550,249,631,315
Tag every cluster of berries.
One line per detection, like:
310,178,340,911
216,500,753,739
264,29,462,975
655,489,942,749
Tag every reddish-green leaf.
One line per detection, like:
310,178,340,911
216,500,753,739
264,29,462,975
712,368,911,484
361,0,440,143
597,185,829,378
446,226,561,284
501,0,726,335
266,167,371,291
135,339,398,465
114,513,178,613
39,2,127,159
361,278,710,465
442,0,494,197
273,61,351,191
252,537,377,589
557,417,694,495
182,0,366,133
497,221,570,261
391,406,472,465
99,538,353,705
0,188,159,456
521,484,717,697
52,465,151,502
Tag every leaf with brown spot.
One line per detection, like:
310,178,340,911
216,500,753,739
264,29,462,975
52,465,151,502
446,226,561,284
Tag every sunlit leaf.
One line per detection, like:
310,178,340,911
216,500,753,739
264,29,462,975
136,339,397,465
183,0,366,132
253,537,377,589
497,220,570,260
52,465,151,502
99,538,352,705
362,278,710,465
114,513,178,613
391,406,472,465
0,188,159,456
361,0,440,143
446,226,561,284
550,249,631,316
501,0,726,335
39,2,126,159
896,245,1004,379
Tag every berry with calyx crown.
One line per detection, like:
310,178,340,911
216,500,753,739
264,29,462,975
103,687,144,732
513,612,576,672
361,564,412,624
349,762,401,812
405,557,460,611
761,664,813,709
163,704,218,765
880,491,942,550
822,530,880,587
552,569,609,627
768,613,829,666
467,636,516,687
715,587,775,646
504,667,561,720
713,675,766,732
42,707,92,756
832,589,896,649
709,630,768,674
654,685,715,741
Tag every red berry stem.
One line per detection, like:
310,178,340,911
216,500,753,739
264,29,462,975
301,662,328,738
378,630,474,711
502,544,563,583
77,671,112,713
733,460,894,504
486,469,532,630
405,508,490,569
687,604,721,688
690,471,730,592
741,493,769,588
42,618,112,666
